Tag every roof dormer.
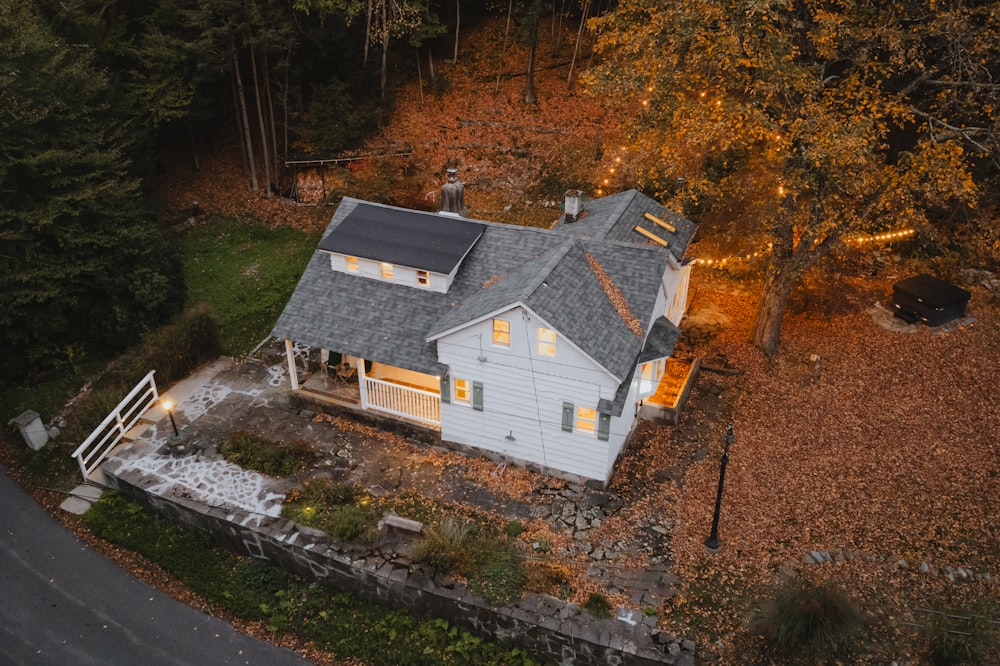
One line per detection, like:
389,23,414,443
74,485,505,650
318,201,486,293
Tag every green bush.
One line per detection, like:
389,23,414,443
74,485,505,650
922,607,996,666
221,431,311,477
412,517,526,607
119,305,221,387
751,575,864,655
584,592,613,617
468,547,526,607
504,520,526,538
282,478,377,542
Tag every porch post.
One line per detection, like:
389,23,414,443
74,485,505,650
357,359,368,409
284,339,300,390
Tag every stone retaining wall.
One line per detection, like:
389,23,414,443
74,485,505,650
104,470,694,666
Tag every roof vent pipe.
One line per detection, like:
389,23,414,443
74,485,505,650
564,189,583,223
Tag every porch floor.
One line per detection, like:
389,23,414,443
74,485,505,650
296,372,441,432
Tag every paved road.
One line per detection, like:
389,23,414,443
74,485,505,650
0,466,311,665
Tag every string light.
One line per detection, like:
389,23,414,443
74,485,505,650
691,229,915,268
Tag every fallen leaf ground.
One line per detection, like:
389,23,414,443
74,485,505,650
656,274,1000,663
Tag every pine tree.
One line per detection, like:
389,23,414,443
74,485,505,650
0,1,183,385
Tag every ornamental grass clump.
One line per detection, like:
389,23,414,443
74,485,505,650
412,516,527,607
751,574,865,655
921,605,996,666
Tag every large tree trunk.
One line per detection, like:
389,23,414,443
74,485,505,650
524,16,539,104
363,0,373,66
232,43,258,192
263,51,280,184
494,0,513,95
452,0,460,63
416,47,424,106
750,267,798,357
567,0,590,88
380,0,388,99
250,46,272,197
231,74,250,179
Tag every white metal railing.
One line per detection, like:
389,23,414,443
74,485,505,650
72,370,158,478
361,376,440,427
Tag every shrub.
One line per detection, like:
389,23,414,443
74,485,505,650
584,592,613,617
468,543,526,607
922,606,996,666
119,305,221,387
412,516,477,574
221,431,311,477
282,478,377,542
504,520,525,538
751,575,864,655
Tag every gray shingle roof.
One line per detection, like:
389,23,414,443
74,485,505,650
552,190,697,260
271,194,693,385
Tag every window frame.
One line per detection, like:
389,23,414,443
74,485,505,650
345,255,360,272
492,319,511,347
575,406,597,433
536,327,557,357
454,378,471,405
380,262,394,279
416,269,430,286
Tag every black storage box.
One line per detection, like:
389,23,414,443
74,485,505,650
890,274,971,326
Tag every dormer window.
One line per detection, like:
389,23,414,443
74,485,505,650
380,262,394,279
345,256,359,272
416,270,430,286
492,319,510,347
536,327,556,356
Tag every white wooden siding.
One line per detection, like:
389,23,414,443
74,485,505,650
325,251,450,292
436,306,635,482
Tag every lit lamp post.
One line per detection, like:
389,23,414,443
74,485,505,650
162,400,181,438
704,425,734,553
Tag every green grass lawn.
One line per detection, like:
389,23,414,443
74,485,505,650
182,217,320,355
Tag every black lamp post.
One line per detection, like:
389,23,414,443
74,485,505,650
704,424,734,552
164,401,180,438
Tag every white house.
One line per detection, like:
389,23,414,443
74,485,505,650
270,189,696,485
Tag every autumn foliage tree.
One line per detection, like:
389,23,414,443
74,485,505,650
588,0,999,355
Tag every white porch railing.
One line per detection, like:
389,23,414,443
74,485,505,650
361,376,440,427
72,370,158,479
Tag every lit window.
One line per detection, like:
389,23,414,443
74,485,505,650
380,262,394,279
536,327,556,356
345,256,359,272
416,270,430,286
576,406,597,432
492,319,510,347
454,378,471,404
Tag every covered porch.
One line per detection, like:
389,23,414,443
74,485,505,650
283,340,441,429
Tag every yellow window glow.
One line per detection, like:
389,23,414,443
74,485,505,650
576,406,597,432
345,256,359,272
416,270,430,286
380,262,394,279
492,319,510,347
536,327,556,356
454,378,471,404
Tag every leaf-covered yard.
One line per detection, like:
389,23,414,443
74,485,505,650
644,274,1000,663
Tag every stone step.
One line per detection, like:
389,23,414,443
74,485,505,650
59,484,105,515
